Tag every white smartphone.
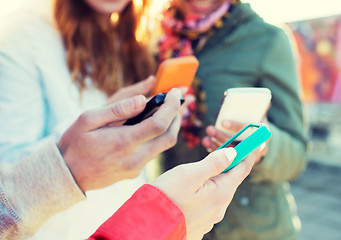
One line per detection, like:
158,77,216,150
215,87,272,141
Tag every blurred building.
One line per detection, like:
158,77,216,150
288,15,341,167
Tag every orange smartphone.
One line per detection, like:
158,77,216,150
151,56,199,95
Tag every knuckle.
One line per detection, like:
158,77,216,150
77,112,91,126
165,132,178,148
150,117,168,134
110,131,132,152
110,103,124,118
214,210,225,223
208,207,225,225
209,151,227,174
204,224,215,235
113,132,127,147
113,139,126,151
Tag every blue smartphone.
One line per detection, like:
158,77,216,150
216,124,271,173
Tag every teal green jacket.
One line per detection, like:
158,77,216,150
162,3,308,240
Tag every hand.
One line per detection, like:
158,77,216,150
58,89,183,192
152,147,254,240
202,120,269,164
106,76,156,105
179,92,195,119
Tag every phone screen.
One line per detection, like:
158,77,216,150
215,88,272,140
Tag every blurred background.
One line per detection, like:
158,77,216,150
1,0,340,239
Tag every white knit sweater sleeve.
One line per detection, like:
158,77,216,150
0,141,86,239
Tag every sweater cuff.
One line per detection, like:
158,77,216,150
0,141,86,237
89,184,186,240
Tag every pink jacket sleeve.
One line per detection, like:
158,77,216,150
87,184,186,240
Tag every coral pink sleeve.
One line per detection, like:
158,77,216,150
87,184,186,240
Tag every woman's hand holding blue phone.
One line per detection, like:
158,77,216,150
203,122,271,173
217,124,271,172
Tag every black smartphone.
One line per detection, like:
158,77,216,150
123,93,185,125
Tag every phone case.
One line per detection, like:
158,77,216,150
151,56,199,95
216,124,271,173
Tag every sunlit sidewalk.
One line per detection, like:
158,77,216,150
291,162,341,240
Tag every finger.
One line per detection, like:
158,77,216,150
144,113,181,157
178,94,194,118
259,142,266,152
186,148,237,188
212,152,254,192
181,94,195,108
126,75,156,96
249,144,265,165
125,88,182,143
130,114,181,169
79,95,147,131
206,126,232,145
202,136,219,152
178,87,189,95
206,125,218,137
221,120,247,132
184,94,195,104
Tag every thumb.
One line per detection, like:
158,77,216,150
190,148,237,187
79,95,147,131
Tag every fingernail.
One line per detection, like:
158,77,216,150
171,88,182,98
179,87,189,94
207,126,217,136
148,75,155,82
224,147,237,160
186,95,195,103
260,143,266,151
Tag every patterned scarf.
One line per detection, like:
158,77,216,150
158,1,234,148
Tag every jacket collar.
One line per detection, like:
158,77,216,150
197,3,262,54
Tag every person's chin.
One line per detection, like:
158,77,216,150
187,1,218,15
96,2,129,15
